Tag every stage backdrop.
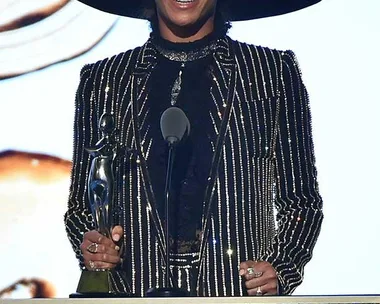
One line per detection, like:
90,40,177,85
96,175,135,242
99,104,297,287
0,0,379,298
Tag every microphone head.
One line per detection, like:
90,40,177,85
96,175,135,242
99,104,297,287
160,107,190,145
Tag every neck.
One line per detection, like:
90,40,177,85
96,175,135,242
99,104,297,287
158,17,215,43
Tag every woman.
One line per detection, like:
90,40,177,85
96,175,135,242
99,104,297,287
65,0,324,297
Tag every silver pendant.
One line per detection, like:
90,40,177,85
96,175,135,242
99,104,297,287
171,63,185,106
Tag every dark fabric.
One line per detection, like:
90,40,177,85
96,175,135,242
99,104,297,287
146,30,227,252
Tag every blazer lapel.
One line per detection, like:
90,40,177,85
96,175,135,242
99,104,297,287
202,37,237,217
130,41,177,284
209,37,236,118
197,37,238,284
132,40,157,103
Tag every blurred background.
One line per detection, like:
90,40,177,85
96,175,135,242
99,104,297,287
0,0,379,298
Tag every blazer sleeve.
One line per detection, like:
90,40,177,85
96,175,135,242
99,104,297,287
64,64,96,269
261,50,324,294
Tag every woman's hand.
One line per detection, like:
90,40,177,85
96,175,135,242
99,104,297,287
239,260,278,296
80,225,123,270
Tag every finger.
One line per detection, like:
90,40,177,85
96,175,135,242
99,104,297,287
85,260,117,271
81,237,120,255
83,230,103,243
88,232,119,250
247,286,263,296
244,275,267,290
83,251,121,264
239,260,256,276
245,261,276,281
111,225,123,242
244,269,269,281
80,237,97,254
240,263,263,279
263,280,278,295
245,261,266,274
253,261,276,273
244,267,277,290
245,270,263,280
84,230,116,248
247,281,277,296
86,242,120,256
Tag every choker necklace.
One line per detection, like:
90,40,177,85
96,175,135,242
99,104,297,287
152,40,218,62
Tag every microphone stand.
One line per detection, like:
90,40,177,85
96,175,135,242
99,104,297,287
145,140,189,297
165,143,175,289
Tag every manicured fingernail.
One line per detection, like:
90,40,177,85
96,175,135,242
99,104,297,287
113,234,120,242
115,245,120,251
239,269,245,276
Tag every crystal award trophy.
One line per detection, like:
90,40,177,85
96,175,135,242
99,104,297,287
73,113,126,297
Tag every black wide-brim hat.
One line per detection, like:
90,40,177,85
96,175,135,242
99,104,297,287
77,0,321,21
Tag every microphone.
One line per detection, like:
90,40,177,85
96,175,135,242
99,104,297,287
146,107,190,297
160,107,190,145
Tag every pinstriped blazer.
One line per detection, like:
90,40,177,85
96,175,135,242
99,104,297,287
64,36,323,296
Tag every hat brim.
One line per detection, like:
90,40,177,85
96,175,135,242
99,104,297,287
77,0,321,21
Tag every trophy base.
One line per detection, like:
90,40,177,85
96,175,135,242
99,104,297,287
145,287,190,297
69,292,132,298
70,269,132,298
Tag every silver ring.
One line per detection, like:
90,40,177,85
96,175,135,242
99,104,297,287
87,242,98,254
256,286,263,296
89,260,96,270
247,267,255,275
253,271,263,278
